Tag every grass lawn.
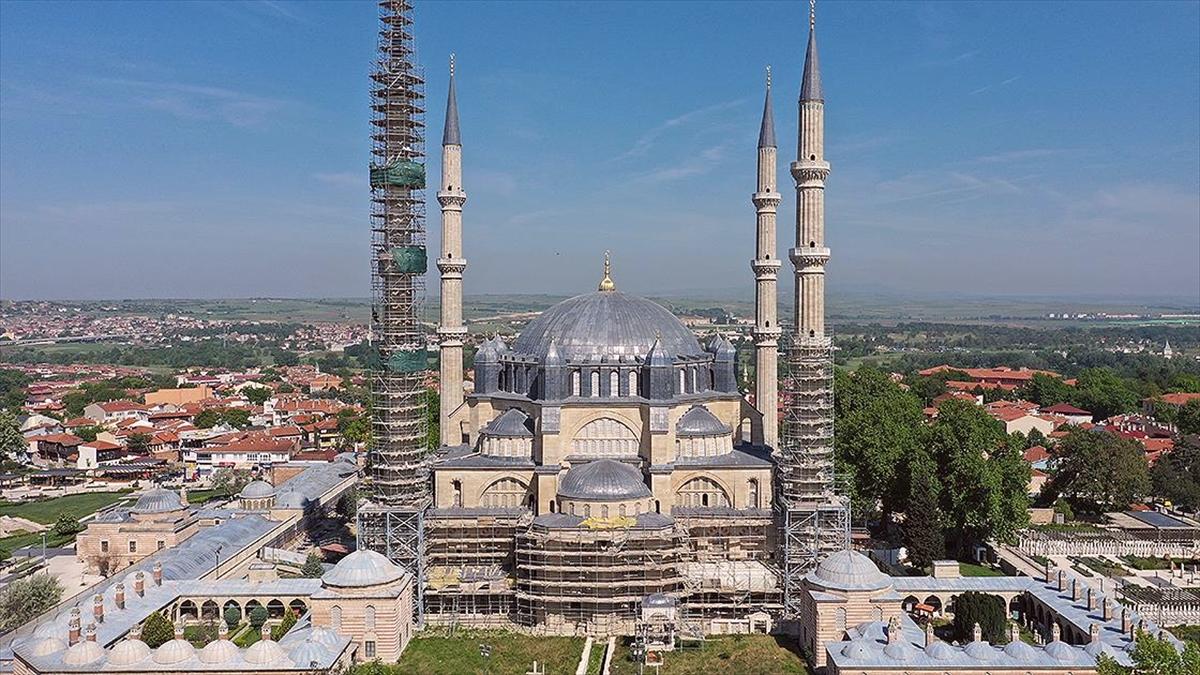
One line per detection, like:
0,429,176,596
0,491,132,524
959,562,1004,577
586,640,605,674
609,635,812,675
386,628,584,675
232,624,262,648
186,489,230,505
1120,555,1199,571
0,529,78,560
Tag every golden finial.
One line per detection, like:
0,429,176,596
810,0,816,29
449,53,455,77
598,250,616,292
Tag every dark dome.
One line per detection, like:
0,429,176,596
558,459,652,501
512,291,701,363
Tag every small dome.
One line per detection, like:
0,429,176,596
245,639,292,666
1085,640,1118,659
109,639,152,666
27,637,67,658
883,640,916,660
642,593,677,608
62,640,106,666
152,638,196,665
676,405,732,437
482,409,534,438
321,549,406,588
810,550,891,591
198,639,240,664
288,639,332,668
1004,640,1038,659
964,640,1000,661
334,452,357,464
841,639,875,660
132,488,184,514
924,640,956,660
240,480,276,499
32,622,65,640
558,459,651,502
1045,639,1077,661
276,492,308,509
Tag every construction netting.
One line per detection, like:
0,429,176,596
390,245,427,274
386,349,427,374
370,160,425,189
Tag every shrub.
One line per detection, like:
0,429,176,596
249,606,268,630
141,612,175,648
951,591,1008,644
301,552,325,578
271,609,297,641
223,606,240,630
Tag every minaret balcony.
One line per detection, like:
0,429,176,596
751,259,781,277
436,190,466,209
790,160,830,185
753,327,783,342
438,326,467,339
437,257,467,276
789,247,831,268
752,191,781,209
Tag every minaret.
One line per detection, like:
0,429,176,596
793,4,828,342
752,67,781,449
437,54,468,446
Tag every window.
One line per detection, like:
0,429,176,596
570,417,639,457
610,370,619,397
365,605,376,631
584,504,591,518
480,478,529,509
364,641,376,658
330,605,342,630
747,479,760,509
157,540,165,551
590,370,600,397
571,370,581,396
679,369,686,392
601,505,609,518
451,480,463,508
129,540,137,553
677,477,731,508
100,540,109,553
628,370,638,397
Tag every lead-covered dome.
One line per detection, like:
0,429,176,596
558,459,651,501
132,487,184,514
321,549,406,588
512,291,702,363
240,480,276,499
808,550,891,591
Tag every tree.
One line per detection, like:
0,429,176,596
1178,400,1200,436
903,448,945,569
1097,630,1200,675
301,552,325,578
140,611,175,648
925,400,1029,554
1018,373,1073,407
242,386,272,406
0,410,24,462
211,468,253,496
337,489,358,520
425,387,440,450
223,606,241,630
1151,435,1200,511
271,606,298,640
834,367,924,520
0,573,63,632
73,424,104,443
222,408,252,429
52,512,83,537
1045,428,1149,514
950,592,1007,644
126,432,151,454
0,368,32,412
1073,368,1138,420
194,409,223,429
249,605,268,630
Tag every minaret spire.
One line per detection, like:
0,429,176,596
437,53,468,446
751,68,781,449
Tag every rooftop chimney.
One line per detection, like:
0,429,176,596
152,562,163,586
1087,588,1095,610
218,623,229,640
134,571,145,597
1121,608,1132,634
1051,623,1061,643
1102,597,1112,621
260,623,272,642
93,594,104,624
114,583,125,610
924,622,935,647
1010,623,1020,644
1044,560,1054,583
1090,623,1101,644
68,609,81,646
887,616,900,644
972,622,982,643
174,621,184,641
1057,571,1067,592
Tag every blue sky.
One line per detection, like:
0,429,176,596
1,0,1197,302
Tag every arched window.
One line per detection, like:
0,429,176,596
451,480,462,508
628,370,638,397
690,367,697,391
610,370,619,397
678,369,686,393
676,477,731,508
601,505,609,519
365,605,376,631
590,370,600,397
480,478,530,509
584,504,591,517
330,605,342,631
570,417,639,457
619,504,626,517
549,500,556,513
747,479,760,509
654,500,661,514
571,371,581,397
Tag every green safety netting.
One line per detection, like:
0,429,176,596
391,246,427,274
386,349,427,373
370,160,425,189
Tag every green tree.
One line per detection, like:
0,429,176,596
903,448,945,570
950,592,1007,644
211,468,253,496
73,424,104,443
1178,400,1200,435
52,512,83,537
834,367,924,520
301,552,325,578
1151,435,1200,511
248,605,268,630
1097,630,1200,674
0,368,32,412
194,409,223,429
425,387,440,450
337,489,358,520
242,386,272,406
0,573,63,632
126,432,151,454
1019,373,1073,407
1045,428,1149,513
925,401,1029,554
222,408,252,429
0,410,25,461
271,607,297,640
1073,368,1138,420
223,606,241,630
141,611,175,648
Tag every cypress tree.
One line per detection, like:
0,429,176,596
903,448,946,570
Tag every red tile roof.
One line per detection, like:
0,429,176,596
1024,445,1050,463
1042,403,1092,416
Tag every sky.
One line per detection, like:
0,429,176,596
1,0,1198,302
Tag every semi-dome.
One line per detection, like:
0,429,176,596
198,639,240,664
109,639,152,666
883,640,916,660
809,550,891,591
132,487,184,514
240,480,276,498
511,291,702,363
841,639,875,660
244,639,292,666
321,549,406,588
152,638,196,665
482,409,534,438
676,405,732,437
1044,639,1077,661
62,640,106,666
558,460,651,502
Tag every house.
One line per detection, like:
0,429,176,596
309,373,344,392
195,436,295,477
920,365,1069,389
143,385,213,407
32,433,84,467
1144,392,1200,416
988,406,1059,436
1024,445,1051,471
1040,403,1093,425
77,439,127,470
84,400,150,424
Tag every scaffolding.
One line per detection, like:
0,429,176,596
774,333,850,618
357,0,431,628
423,509,530,627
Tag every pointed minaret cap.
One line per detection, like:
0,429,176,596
598,251,616,292
758,66,776,148
800,1,823,102
443,53,461,146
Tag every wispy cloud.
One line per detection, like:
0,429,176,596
971,148,1065,164
92,78,293,127
313,172,360,189
969,75,1020,96
875,170,1024,204
632,142,733,183
613,99,744,161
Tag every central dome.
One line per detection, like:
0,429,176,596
512,291,701,363
558,459,652,501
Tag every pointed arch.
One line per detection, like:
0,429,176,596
676,476,731,508
570,417,639,457
479,477,530,508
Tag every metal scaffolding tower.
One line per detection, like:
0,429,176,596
357,0,430,625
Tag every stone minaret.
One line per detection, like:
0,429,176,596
752,68,781,449
437,54,467,446
793,10,828,342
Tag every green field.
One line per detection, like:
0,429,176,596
0,491,132,524
609,635,812,675
959,562,1005,577
378,629,584,675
